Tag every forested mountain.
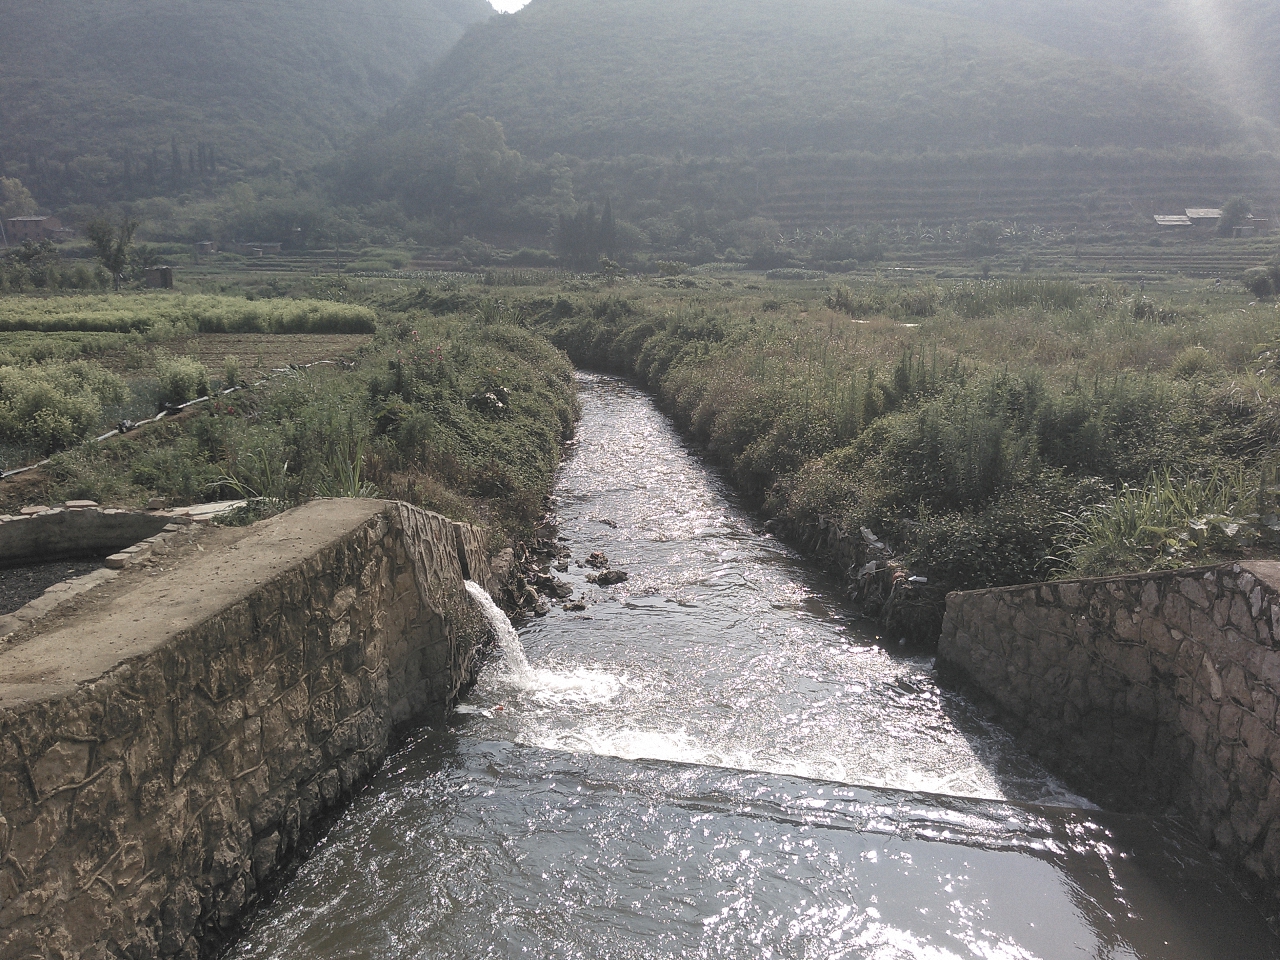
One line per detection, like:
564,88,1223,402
0,0,493,204
385,0,1255,159
342,0,1279,254
904,0,1280,132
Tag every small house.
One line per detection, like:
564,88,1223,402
1185,208,1223,227
144,266,174,289
5,216,62,242
1154,215,1192,227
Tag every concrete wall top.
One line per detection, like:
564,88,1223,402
0,499,389,708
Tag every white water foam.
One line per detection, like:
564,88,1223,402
464,580,626,706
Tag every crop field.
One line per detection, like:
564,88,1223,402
0,294,376,335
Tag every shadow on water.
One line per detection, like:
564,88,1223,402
232,730,1280,959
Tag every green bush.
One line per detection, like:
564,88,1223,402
1244,268,1273,299
906,476,1096,590
155,354,210,408
1243,264,1280,299
0,360,128,454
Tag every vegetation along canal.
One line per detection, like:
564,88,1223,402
231,375,1280,959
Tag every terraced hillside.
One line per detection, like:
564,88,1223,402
757,150,1280,228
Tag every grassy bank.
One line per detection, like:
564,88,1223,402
4,273,1277,611
0,289,577,546
0,294,375,335
521,274,1278,615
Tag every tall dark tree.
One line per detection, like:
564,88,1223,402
84,217,138,290
170,136,183,189
599,198,616,259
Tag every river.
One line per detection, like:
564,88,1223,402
230,374,1280,959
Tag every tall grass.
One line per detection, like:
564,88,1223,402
533,272,1279,594
944,278,1084,317
0,295,376,335
1059,467,1257,576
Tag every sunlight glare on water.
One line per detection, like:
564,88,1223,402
230,375,1280,960
463,375,1080,804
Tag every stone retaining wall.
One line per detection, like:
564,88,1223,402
938,561,1280,906
0,499,495,959
0,506,173,569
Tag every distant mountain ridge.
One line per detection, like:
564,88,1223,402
388,0,1267,159
0,0,493,203
902,0,1280,131
345,0,1279,241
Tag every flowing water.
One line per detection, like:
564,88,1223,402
232,375,1280,959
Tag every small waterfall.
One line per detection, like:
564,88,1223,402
465,580,533,681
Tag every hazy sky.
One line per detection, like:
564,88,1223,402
491,0,531,11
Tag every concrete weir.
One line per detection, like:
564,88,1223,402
939,561,1280,913
0,499,496,959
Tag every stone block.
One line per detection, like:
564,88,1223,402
1220,702,1244,742
1230,594,1254,633
1236,754,1271,807
1198,654,1225,702
1180,577,1210,610
7,795,71,877
31,741,91,798
252,831,281,882
1254,689,1278,730
1222,663,1256,710
1241,712,1273,763
1139,580,1160,613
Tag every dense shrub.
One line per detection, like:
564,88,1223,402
535,276,1275,595
154,354,210,408
0,361,128,454
1243,262,1280,299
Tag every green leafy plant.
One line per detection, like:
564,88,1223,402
155,353,210,408
222,355,243,389
315,438,379,498
0,360,128,455
1058,467,1257,576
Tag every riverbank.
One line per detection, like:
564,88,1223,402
1,288,579,555
0,499,496,959
226,373,1280,960
528,275,1279,640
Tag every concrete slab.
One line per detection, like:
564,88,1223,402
0,499,388,708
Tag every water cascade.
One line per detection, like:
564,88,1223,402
464,579,533,681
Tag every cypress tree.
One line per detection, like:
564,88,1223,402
600,198,616,258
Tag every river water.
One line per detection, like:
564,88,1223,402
231,375,1280,959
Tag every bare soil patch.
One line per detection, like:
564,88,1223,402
0,559,105,616
170,333,372,370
